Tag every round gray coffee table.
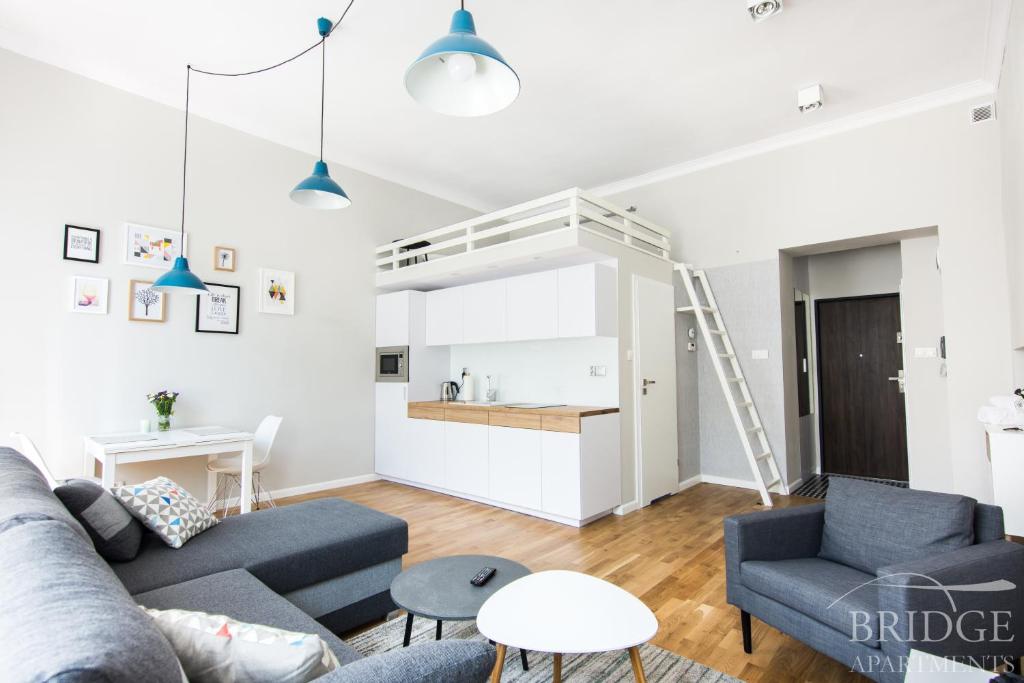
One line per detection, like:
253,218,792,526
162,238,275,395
390,554,531,669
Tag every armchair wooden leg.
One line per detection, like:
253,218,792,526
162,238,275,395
553,653,562,682
741,610,752,654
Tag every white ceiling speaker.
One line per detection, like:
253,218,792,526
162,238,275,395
797,84,824,112
748,0,783,22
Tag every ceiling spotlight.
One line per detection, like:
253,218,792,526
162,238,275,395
748,0,783,22
797,84,824,112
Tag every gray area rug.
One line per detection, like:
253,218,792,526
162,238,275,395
347,615,744,682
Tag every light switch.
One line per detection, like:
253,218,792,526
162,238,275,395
589,366,607,377
751,349,769,360
914,347,937,358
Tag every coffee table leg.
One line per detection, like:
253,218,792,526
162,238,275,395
435,620,442,640
520,648,529,671
628,646,647,683
491,643,507,683
553,653,562,682
403,613,413,647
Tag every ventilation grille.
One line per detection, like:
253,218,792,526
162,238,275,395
970,103,995,124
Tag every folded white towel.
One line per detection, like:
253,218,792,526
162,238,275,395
989,395,1016,409
978,405,1024,427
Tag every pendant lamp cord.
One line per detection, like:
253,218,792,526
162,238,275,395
320,39,326,161
180,65,191,246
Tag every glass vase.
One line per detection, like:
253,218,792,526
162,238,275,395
157,413,172,432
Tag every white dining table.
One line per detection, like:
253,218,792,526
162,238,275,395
82,427,255,513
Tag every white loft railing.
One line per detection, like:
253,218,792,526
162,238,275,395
375,188,672,273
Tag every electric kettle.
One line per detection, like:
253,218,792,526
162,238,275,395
440,381,460,401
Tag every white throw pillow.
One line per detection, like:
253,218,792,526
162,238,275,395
142,607,339,683
112,477,218,548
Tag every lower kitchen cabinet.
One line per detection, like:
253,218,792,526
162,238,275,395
444,421,489,498
374,383,408,479
540,431,582,518
489,426,543,510
407,418,445,489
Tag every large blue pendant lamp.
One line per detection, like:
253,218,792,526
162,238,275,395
153,66,209,296
405,2,519,117
291,18,351,209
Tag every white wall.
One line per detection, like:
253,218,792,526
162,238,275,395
999,1,1024,383
0,49,474,497
607,99,1013,502
805,243,903,301
449,337,619,406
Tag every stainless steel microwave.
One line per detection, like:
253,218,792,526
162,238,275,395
375,346,408,382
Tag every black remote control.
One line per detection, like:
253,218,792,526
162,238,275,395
471,567,497,586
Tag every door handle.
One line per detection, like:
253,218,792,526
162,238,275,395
642,378,656,395
643,379,656,386
887,370,906,394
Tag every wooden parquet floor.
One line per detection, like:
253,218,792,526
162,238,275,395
280,480,866,682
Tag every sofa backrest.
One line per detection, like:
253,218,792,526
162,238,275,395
818,476,980,574
975,503,1005,542
0,448,183,682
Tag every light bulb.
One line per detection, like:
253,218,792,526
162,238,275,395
445,52,477,82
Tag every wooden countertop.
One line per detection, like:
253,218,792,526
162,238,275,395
407,402,618,434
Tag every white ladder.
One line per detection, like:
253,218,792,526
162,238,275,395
675,263,784,506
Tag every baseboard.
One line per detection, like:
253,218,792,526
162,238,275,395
613,500,639,516
213,473,380,508
698,474,761,491
677,475,702,492
787,477,804,493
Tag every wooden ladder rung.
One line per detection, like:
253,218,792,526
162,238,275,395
718,353,735,359
727,376,746,383
738,401,753,407
765,477,781,489
755,451,772,461
745,426,763,434
709,329,727,335
676,306,715,313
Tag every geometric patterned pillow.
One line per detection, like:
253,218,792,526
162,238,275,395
111,477,218,549
140,607,339,683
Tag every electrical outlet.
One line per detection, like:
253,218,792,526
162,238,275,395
687,341,696,352
589,365,607,377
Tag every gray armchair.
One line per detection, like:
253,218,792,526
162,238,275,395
724,477,1024,683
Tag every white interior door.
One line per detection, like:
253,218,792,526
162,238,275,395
633,275,679,507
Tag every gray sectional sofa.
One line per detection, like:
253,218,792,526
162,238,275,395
725,477,1023,683
0,447,495,682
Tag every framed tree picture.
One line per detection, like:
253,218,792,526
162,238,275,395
69,276,109,314
213,246,236,272
195,283,240,334
123,222,185,270
128,280,165,322
258,268,294,315
63,225,100,263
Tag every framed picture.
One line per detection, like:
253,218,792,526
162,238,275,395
128,280,165,322
70,276,109,314
63,225,100,263
123,222,185,270
213,246,236,272
195,283,240,334
258,268,294,315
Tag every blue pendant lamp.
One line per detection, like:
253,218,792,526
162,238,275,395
153,66,209,296
291,18,351,209
405,1,519,117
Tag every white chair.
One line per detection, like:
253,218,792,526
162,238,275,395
207,416,282,515
10,432,60,489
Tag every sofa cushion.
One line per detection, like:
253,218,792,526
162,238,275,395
112,498,408,595
133,568,363,667
0,517,183,682
741,557,882,648
112,476,219,548
55,478,144,561
320,641,497,683
0,447,90,543
819,477,975,574
143,606,339,683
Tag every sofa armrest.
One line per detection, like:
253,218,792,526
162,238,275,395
316,641,496,683
876,540,1024,663
724,504,825,605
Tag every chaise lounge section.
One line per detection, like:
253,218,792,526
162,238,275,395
0,447,494,682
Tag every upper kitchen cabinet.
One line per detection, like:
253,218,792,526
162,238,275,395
463,279,507,344
506,270,559,342
425,286,464,346
557,263,617,338
375,290,410,347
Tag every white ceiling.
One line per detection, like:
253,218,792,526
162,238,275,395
0,0,1006,211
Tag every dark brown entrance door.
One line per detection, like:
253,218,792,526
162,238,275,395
816,294,908,481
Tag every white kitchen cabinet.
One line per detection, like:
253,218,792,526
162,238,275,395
425,287,464,346
488,426,543,510
462,279,507,343
505,271,558,342
541,431,582,518
376,291,410,347
407,418,445,488
444,421,489,498
557,263,617,338
374,383,409,479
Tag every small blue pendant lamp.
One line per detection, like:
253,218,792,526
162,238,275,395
153,66,209,296
291,18,351,209
406,2,519,117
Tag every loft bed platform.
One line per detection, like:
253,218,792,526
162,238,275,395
374,188,672,291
